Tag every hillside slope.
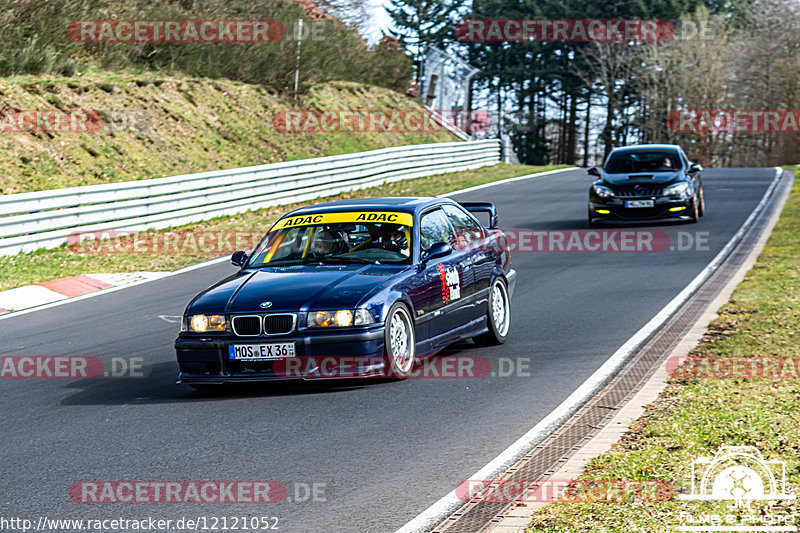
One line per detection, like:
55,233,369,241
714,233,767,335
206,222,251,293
0,75,456,194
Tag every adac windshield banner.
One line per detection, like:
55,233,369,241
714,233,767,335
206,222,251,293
273,211,413,229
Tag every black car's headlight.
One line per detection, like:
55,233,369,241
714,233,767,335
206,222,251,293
183,314,227,333
592,185,614,199
307,309,376,328
662,182,692,199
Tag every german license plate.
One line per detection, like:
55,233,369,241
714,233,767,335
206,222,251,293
229,343,295,360
625,200,654,208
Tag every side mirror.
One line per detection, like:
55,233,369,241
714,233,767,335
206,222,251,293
231,250,249,267
688,163,703,173
421,242,452,263
587,167,601,177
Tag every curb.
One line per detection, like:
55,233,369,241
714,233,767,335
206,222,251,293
0,272,162,314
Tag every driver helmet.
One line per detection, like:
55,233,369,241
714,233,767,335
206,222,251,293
313,229,346,255
379,224,407,250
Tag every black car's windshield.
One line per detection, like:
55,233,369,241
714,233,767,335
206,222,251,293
605,150,682,173
247,211,413,267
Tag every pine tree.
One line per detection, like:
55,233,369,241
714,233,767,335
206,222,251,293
387,0,467,86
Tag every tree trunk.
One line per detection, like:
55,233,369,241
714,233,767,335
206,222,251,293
583,89,592,167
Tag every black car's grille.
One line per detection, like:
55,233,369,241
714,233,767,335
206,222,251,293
614,187,662,197
264,314,294,335
232,316,261,336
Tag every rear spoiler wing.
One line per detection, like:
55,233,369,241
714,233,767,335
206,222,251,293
459,202,498,229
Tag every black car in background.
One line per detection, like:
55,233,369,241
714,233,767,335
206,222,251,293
587,144,705,227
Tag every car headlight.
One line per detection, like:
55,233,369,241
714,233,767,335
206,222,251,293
307,309,375,328
662,182,692,199
592,185,614,199
187,314,227,333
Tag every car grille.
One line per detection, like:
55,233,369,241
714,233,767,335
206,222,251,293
230,314,296,336
232,316,261,336
614,187,662,197
264,314,295,335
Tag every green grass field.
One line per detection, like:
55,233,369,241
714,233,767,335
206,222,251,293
0,76,455,194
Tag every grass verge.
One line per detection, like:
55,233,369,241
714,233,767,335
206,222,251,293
0,163,567,292
0,76,455,194
525,167,800,532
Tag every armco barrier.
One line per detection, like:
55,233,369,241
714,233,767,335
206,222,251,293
0,140,500,255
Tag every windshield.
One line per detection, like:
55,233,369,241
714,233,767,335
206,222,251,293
247,211,413,266
604,150,682,174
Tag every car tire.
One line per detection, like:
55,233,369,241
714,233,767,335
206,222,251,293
383,302,416,379
698,187,706,217
475,278,511,346
688,194,700,223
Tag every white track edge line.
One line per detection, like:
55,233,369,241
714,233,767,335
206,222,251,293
0,167,578,321
395,167,785,533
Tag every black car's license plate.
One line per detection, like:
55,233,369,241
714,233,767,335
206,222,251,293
228,343,295,360
625,200,654,208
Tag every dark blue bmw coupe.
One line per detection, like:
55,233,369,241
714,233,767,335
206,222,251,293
175,197,516,387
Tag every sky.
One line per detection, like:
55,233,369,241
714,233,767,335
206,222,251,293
362,0,394,44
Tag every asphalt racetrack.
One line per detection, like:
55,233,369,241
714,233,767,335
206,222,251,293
0,167,780,532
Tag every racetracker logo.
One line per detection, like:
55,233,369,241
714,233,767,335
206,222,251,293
668,110,800,133
456,479,674,503
69,481,288,503
272,109,490,133
456,19,673,42
68,20,287,43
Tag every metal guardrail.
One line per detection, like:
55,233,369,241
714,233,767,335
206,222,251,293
0,140,501,255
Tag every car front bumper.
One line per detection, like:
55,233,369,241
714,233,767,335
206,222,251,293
589,196,693,221
175,326,386,383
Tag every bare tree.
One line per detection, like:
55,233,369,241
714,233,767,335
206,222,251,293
633,7,736,165
575,41,638,160
729,0,800,166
